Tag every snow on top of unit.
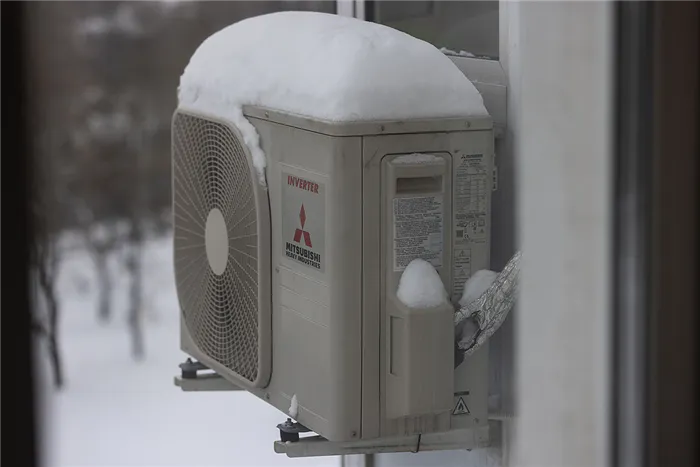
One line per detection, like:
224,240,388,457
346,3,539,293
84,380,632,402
179,11,488,122
396,259,449,309
458,269,499,308
177,11,488,186
393,153,443,164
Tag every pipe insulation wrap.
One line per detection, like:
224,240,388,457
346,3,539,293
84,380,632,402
454,250,522,362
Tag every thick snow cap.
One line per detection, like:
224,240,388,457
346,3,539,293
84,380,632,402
177,11,488,185
396,259,449,309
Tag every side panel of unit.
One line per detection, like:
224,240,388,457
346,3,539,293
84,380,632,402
249,117,363,442
362,130,493,439
382,153,455,435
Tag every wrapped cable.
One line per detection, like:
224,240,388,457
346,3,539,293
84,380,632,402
454,250,521,366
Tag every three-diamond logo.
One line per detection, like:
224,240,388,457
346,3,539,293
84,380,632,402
293,204,313,248
283,172,324,271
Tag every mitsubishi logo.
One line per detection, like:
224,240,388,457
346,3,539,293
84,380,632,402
293,204,313,248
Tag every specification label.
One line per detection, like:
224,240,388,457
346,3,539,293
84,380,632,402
393,195,444,271
453,154,489,298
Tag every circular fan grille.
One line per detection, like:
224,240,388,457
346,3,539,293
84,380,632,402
172,112,260,384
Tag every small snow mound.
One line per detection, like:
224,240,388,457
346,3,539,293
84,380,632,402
397,259,449,308
289,394,298,419
459,270,499,307
393,153,443,164
439,47,477,58
178,11,488,186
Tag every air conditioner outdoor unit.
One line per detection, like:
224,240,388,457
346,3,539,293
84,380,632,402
172,11,507,457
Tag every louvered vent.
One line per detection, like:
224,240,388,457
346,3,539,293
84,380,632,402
172,111,266,385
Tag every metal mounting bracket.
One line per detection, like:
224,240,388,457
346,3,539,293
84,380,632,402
273,425,490,458
173,373,243,391
173,358,243,391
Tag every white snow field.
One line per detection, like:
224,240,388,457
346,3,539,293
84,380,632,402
37,233,339,467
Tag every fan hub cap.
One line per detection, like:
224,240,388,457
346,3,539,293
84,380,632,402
205,208,228,276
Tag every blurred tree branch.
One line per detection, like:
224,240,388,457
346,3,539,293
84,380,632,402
30,165,64,389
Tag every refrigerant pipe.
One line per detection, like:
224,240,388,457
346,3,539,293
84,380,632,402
453,250,521,367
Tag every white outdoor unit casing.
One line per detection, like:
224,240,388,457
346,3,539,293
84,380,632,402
172,105,494,444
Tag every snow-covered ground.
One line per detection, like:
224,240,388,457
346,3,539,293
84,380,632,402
37,233,339,467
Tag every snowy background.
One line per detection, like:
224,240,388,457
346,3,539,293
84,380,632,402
35,232,339,467
26,4,340,464
25,3,500,466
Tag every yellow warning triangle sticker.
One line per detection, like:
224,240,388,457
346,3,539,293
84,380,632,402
453,396,470,416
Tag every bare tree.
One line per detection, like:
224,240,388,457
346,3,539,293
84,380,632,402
123,103,159,361
66,186,124,324
74,2,164,356
30,164,64,389
83,220,123,324
34,230,64,388
125,217,145,360
67,77,131,325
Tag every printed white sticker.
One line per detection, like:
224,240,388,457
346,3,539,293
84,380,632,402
393,195,444,271
453,154,489,299
282,171,325,272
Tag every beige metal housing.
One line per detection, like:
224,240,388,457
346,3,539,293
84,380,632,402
173,105,494,444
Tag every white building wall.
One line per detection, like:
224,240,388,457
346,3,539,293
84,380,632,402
376,2,614,466
513,2,613,466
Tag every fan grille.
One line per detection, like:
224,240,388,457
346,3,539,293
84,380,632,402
172,112,260,384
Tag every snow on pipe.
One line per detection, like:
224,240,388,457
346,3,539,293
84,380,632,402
454,250,521,367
